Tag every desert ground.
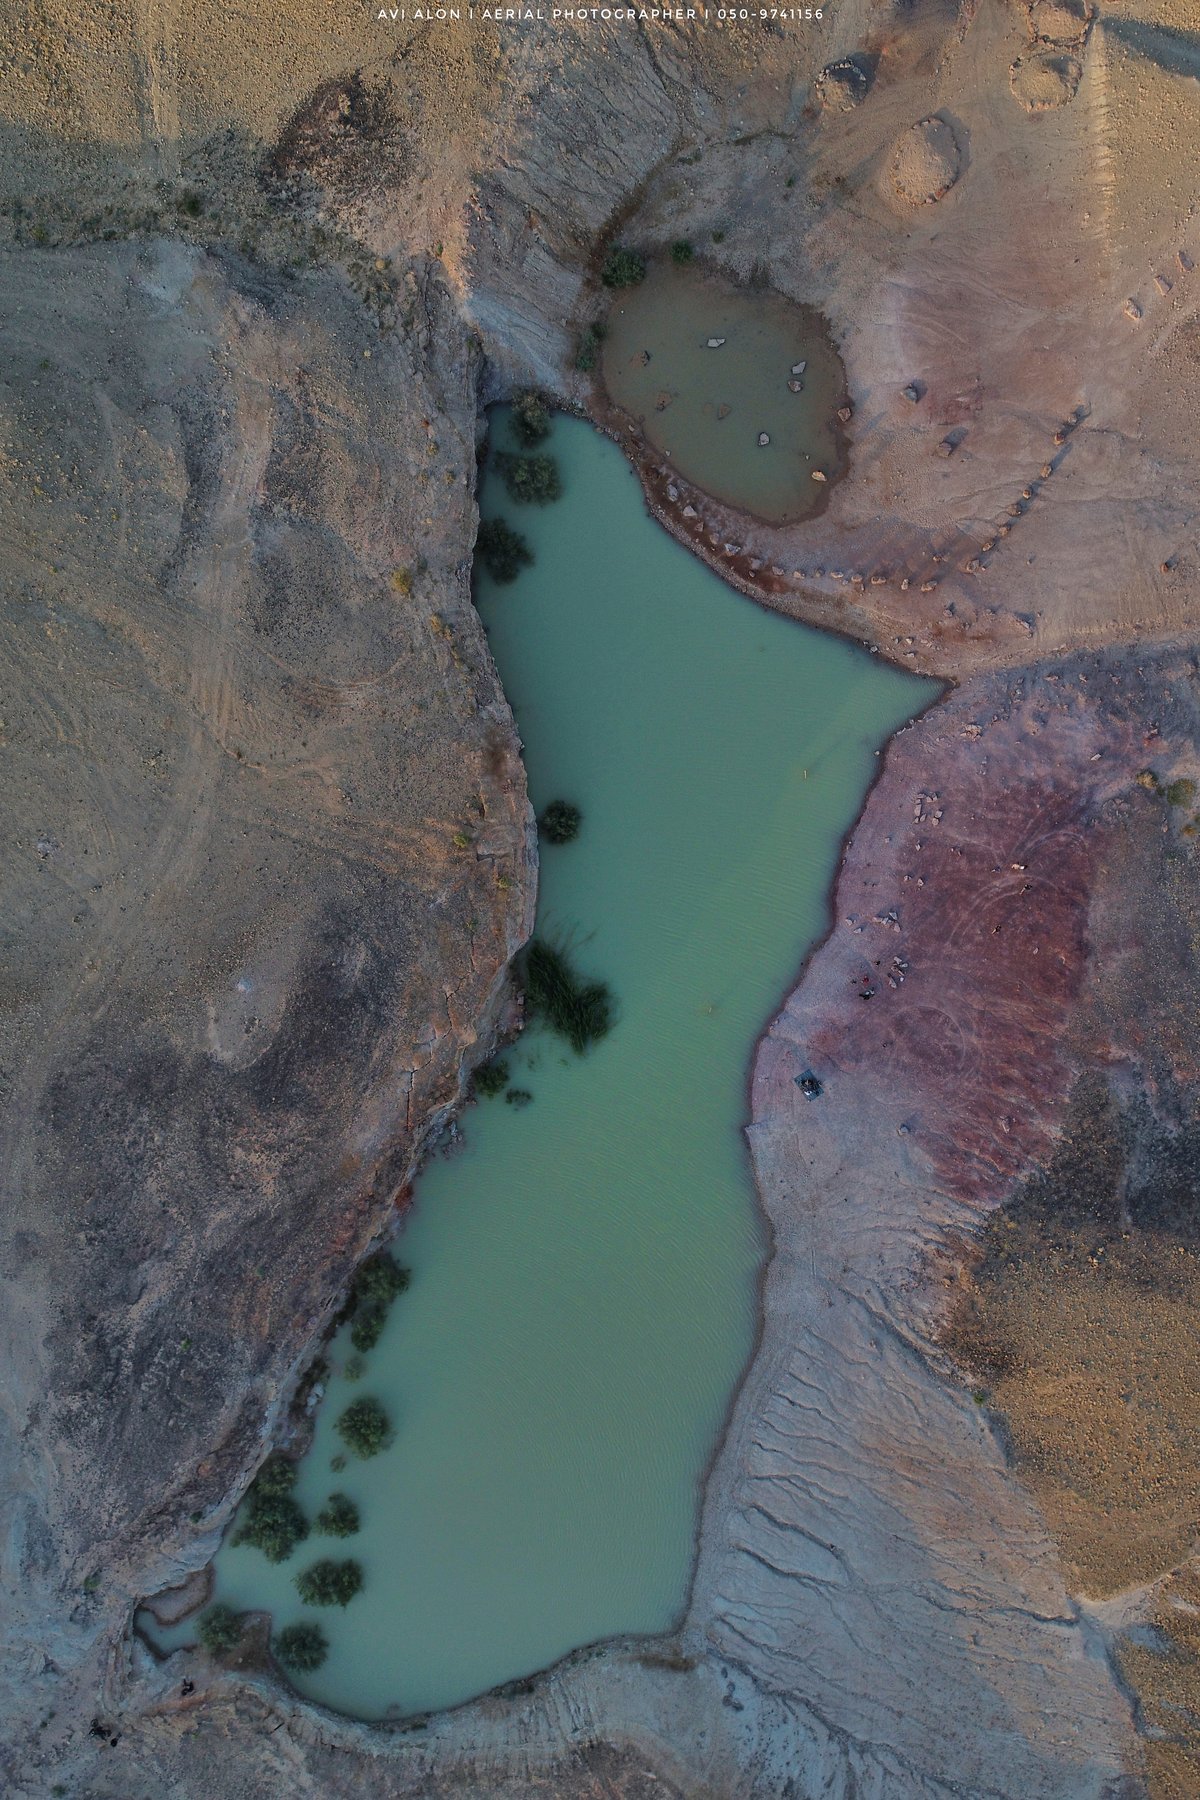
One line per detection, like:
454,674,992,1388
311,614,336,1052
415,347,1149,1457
2,0,1200,1794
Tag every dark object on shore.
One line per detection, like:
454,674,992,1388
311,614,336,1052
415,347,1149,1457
511,390,551,445
477,518,533,583
274,1621,329,1673
795,1070,823,1100
601,245,646,288
294,1558,364,1608
474,1057,510,1098
335,1396,392,1459
524,939,613,1053
197,1604,244,1655
232,1454,308,1563
539,799,582,844
495,451,562,505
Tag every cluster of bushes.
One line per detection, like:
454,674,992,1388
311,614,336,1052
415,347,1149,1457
274,1620,328,1673
335,1395,392,1459
232,1454,308,1564
198,1604,243,1655
314,1492,360,1538
575,321,606,373
539,800,582,845
348,1251,410,1354
495,451,561,506
477,518,532,584
295,1558,363,1607
600,245,646,288
523,940,613,1054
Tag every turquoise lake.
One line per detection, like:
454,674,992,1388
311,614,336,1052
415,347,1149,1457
184,410,933,1718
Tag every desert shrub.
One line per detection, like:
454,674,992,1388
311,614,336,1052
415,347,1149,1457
198,1604,243,1655
294,1558,363,1607
233,1456,308,1563
523,940,613,1054
600,245,646,288
670,239,694,264
274,1621,328,1673
1166,777,1197,807
474,1057,510,1098
495,452,562,506
315,1492,360,1538
349,1252,409,1353
575,322,606,372
511,390,551,445
335,1397,392,1459
477,519,532,584
539,800,581,844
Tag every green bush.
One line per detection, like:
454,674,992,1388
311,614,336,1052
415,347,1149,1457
474,1057,510,1098
539,800,582,844
1166,777,1197,807
495,452,562,506
575,322,606,373
335,1396,392,1459
233,1456,308,1563
198,1604,243,1655
511,390,551,445
523,940,613,1054
600,245,646,288
670,239,694,264
294,1557,363,1607
314,1492,360,1538
348,1252,410,1353
477,518,533,584
274,1620,328,1673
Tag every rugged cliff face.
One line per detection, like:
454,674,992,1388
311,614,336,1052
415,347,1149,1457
3,0,1200,1795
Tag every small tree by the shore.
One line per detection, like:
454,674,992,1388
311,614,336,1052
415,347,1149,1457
232,1454,308,1563
600,245,646,288
476,518,533,583
511,390,551,446
495,452,562,506
274,1620,328,1673
348,1252,410,1353
198,1604,243,1656
335,1396,392,1459
539,800,582,845
314,1492,360,1538
294,1558,364,1608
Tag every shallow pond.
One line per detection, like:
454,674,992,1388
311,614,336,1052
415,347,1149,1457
601,259,846,523
170,412,932,1719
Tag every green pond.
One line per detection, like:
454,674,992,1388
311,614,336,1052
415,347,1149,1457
166,411,931,1719
601,260,846,523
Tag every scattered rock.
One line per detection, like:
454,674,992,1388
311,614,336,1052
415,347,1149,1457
837,405,853,423
758,431,771,446
891,117,962,206
682,503,697,518
937,436,958,458
902,383,921,403
1123,298,1143,322
716,402,731,420
707,337,726,348
788,378,804,394
811,468,827,482
1029,0,1092,46
791,361,807,375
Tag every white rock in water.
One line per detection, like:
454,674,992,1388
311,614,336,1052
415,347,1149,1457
811,468,827,482
788,379,804,394
791,360,807,375
707,337,726,348
758,432,771,446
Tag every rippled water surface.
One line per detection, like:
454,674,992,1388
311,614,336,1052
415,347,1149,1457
184,411,932,1718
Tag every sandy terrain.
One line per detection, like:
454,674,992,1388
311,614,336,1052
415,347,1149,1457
2,0,1200,1795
